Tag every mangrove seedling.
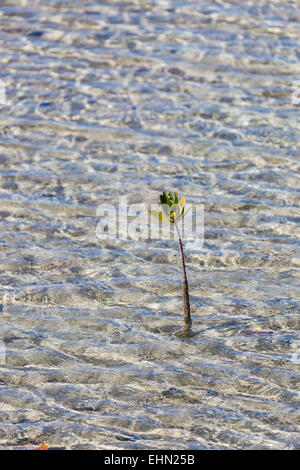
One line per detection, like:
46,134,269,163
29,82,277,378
148,191,192,330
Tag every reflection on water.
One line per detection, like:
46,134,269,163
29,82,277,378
0,0,299,450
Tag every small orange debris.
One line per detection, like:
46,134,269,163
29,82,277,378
241,330,273,336
35,440,48,450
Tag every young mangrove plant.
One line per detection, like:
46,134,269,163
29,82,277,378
148,191,192,330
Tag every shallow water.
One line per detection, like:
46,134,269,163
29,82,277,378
0,0,299,450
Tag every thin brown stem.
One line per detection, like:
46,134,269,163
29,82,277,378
174,221,192,328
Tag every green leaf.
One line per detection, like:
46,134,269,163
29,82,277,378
148,209,169,223
161,203,171,220
162,192,172,207
179,195,186,213
176,205,191,223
